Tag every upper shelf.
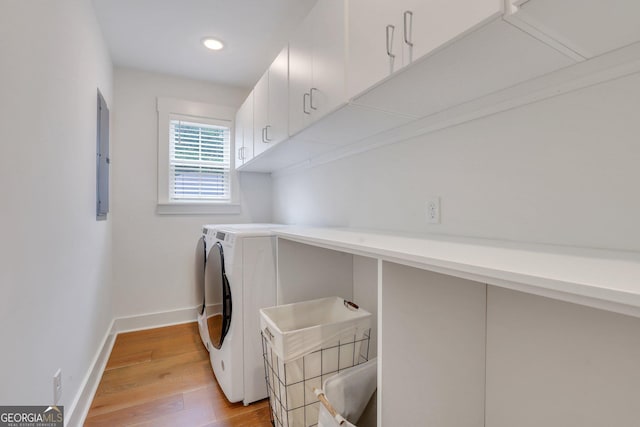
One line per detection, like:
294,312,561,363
276,227,640,318
506,0,640,59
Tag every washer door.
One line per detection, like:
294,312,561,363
196,236,206,315
205,242,232,349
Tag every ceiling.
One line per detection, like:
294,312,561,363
92,0,317,88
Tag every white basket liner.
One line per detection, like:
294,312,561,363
317,358,377,427
260,297,372,363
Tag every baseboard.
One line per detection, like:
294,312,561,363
113,306,200,334
65,306,201,426
65,318,116,427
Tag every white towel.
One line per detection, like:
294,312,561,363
317,358,377,427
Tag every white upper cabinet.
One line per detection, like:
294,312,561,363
268,48,289,146
253,47,289,158
289,0,347,136
347,0,402,98
507,0,640,60
311,0,347,119
234,92,253,168
347,0,503,98
252,72,269,157
288,16,314,136
403,0,503,63
238,0,639,172
351,3,575,119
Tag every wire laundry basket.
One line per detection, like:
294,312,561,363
260,297,372,427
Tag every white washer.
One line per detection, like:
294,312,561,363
196,223,283,405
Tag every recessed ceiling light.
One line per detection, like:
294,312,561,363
202,38,224,51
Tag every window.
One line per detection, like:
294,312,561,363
169,118,230,201
157,97,239,215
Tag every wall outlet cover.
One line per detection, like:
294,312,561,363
53,369,62,404
426,197,441,224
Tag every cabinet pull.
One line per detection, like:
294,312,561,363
303,92,311,115
403,11,413,47
238,147,242,160
310,87,318,110
261,126,267,143
386,24,396,59
264,124,272,142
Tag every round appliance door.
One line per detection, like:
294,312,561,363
196,236,206,315
204,242,232,349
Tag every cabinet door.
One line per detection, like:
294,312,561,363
252,72,269,157
288,15,314,136
242,94,254,162
234,93,253,168
403,0,503,65
310,0,347,118
234,105,244,168
347,0,402,98
267,46,289,146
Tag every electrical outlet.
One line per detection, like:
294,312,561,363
53,369,62,404
426,197,440,224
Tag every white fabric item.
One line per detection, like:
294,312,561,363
317,358,378,427
318,406,357,427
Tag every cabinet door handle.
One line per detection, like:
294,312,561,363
310,88,318,110
264,124,272,142
386,25,396,59
403,11,413,47
261,126,266,143
238,146,242,160
303,92,311,115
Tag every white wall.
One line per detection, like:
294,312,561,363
0,0,113,411
273,72,640,252
112,68,272,318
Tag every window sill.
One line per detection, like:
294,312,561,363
156,202,241,215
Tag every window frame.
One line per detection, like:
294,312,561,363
157,97,240,215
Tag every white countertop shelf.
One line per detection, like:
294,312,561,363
276,227,640,318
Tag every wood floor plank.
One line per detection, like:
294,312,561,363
85,393,184,427
105,350,153,371
89,353,212,416
107,323,206,364
131,386,219,427
185,383,268,418
85,322,272,426
203,405,273,427
98,350,209,391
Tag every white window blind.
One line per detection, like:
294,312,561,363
169,119,231,201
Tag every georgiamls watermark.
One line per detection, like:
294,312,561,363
0,406,63,427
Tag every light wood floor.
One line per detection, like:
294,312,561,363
85,322,272,426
